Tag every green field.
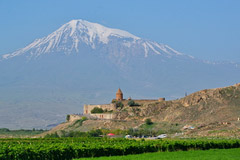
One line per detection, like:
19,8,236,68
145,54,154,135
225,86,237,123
0,138,240,160
76,148,240,160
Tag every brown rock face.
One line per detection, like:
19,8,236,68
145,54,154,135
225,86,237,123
115,83,240,125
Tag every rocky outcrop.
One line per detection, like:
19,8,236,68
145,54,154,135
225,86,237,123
114,83,240,125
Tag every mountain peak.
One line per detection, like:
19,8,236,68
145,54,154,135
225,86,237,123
1,19,184,60
62,19,140,43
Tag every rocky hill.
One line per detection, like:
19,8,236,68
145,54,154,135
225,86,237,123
40,83,240,138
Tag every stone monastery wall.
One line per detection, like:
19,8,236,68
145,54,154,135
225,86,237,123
84,104,116,114
90,113,115,120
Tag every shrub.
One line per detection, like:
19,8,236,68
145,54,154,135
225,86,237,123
111,99,117,103
88,129,103,137
66,115,70,121
128,100,140,106
91,107,104,113
116,101,124,109
128,100,135,106
145,118,153,125
81,116,87,121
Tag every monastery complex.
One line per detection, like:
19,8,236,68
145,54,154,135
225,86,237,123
82,88,165,120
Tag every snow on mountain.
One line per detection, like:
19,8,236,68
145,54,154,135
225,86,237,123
1,19,240,129
2,19,184,60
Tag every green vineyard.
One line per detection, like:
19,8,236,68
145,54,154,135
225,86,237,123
0,138,240,160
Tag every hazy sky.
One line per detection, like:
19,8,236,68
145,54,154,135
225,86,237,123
0,0,239,62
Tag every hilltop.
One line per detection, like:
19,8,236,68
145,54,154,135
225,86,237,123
40,83,240,138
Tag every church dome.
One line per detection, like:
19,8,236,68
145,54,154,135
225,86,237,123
116,88,123,101
116,88,122,94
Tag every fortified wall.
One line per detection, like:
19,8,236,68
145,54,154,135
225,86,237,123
90,113,115,120
82,88,165,120
83,104,116,114
82,88,123,120
68,114,82,122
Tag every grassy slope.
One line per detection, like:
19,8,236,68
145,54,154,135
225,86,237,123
75,148,240,160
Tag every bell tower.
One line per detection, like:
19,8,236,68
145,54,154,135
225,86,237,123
116,88,123,101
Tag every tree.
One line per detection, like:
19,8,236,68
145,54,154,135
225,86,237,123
116,101,124,109
88,129,103,137
128,100,140,106
145,118,153,125
111,99,117,103
66,115,70,121
91,107,104,113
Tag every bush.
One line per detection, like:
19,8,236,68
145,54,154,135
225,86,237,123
91,107,104,114
88,129,103,137
145,118,153,125
128,100,139,106
66,115,70,121
81,116,87,121
111,99,117,103
116,101,124,109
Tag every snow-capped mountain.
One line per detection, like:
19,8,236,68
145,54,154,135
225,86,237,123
2,19,184,61
0,19,239,129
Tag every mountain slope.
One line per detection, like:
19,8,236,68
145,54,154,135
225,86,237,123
1,19,184,61
0,19,239,129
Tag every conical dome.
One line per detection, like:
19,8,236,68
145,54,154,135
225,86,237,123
116,88,122,94
116,88,123,101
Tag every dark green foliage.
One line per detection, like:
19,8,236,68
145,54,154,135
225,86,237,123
0,138,240,160
72,120,83,126
0,128,10,132
88,129,103,137
0,128,46,137
111,99,117,103
46,129,102,138
116,101,124,109
145,118,153,125
128,100,135,106
72,117,88,127
91,107,104,113
66,115,70,121
128,100,140,106
62,131,89,137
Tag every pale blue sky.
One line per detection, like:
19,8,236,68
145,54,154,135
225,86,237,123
0,0,239,62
